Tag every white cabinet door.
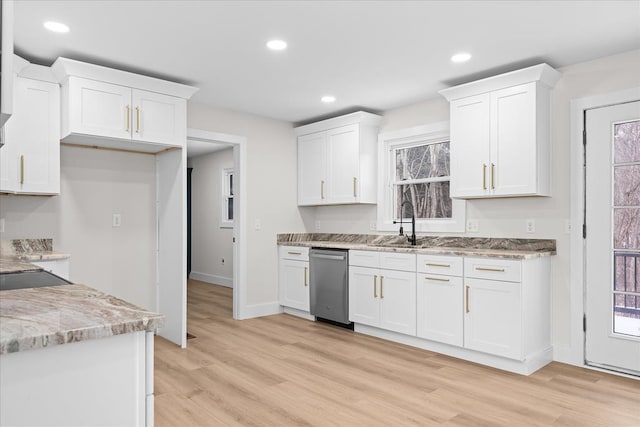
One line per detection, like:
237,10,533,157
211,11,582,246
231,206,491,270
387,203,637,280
378,269,416,335
326,124,359,203
1,77,60,194
450,93,490,198
67,77,131,140
417,274,463,346
349,266,379,327
279,259,310,312
491,83,537,196
132,89,186,146
464,278,522,360
298,131,326,205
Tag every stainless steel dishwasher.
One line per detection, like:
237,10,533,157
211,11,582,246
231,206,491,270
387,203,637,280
309,248,352,328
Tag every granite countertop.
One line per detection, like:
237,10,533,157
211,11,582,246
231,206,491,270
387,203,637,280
277,233,556,259
0,258,43,273
0,238,70,262
0,284,164,355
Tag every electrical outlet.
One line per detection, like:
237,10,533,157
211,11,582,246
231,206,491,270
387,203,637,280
315,220,321,231
254,219,261,231
0,218,4,233
526,219,535,233
370,221,377,231
466,219,479,233
112,213,122,228
564,220,572,234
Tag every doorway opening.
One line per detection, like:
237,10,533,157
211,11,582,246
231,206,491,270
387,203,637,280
186,128,247,325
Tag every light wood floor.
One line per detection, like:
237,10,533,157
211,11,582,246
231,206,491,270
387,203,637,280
154,280,640,426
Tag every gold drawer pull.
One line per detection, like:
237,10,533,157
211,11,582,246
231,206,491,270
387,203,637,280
287,251,302,256
476,267,505,272
426,263,451,268
20,155,25,184
304,267,308,286
380,276,384,299
466,286,470,313
482,164,487,190
135,106,140,133
490,163,495,190
321,180,325,199
125,105,130,131
373,275,378,298
425,276,450,282
353,177,357,197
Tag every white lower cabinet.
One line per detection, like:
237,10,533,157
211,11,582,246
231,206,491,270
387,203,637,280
463,277,522,359
349,251,416,336
348,249,551,374
417,254,464,346
278,246,310,313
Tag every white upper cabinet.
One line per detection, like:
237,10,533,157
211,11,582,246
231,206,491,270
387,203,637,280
440,64,560,198
296,111,382,206
52,57,196,153
1,75,60,195
0,0,15,128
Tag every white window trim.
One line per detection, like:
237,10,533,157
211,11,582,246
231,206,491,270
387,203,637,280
377,122,466,233
220,167,234,229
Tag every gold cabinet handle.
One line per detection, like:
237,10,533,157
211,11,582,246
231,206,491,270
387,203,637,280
20,155,24,184
125,105,130,131
465,286,470,313
482,164,487,190
287,251,302,256
426,263,451,268
380,276,384,299
476,267,505,272
425,276,450,282
490,163,495,190
373,275,378,298
353,177,357,197
321,180,325,199
304,267,308,287
135,106,140,133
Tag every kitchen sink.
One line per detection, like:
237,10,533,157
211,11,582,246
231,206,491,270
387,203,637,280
0,270,71,291
367,243,419,249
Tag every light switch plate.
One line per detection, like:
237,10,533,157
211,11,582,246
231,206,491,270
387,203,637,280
466,219,479,233
315,220,321,231
112,213,121,228
254,219,261,231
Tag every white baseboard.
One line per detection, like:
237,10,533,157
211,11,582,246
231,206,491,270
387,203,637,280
239,302,283,319
189,271,232,288
355,324,553,376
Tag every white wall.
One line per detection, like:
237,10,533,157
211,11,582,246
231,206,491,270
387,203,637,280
187,103,306,308
0,146,157,310
188,148,234,286
310,49,640,355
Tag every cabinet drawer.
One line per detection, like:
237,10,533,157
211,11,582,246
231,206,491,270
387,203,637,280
464,258,521,283
349,250,379,268
379,252,416,272
417,255,463,276
279,246,309,262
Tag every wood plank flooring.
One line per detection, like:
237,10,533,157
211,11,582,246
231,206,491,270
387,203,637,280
154,280,640,426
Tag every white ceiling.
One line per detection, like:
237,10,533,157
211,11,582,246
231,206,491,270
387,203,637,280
12,0,640,126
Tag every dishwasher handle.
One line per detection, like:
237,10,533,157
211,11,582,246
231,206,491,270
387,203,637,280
310,253,346,261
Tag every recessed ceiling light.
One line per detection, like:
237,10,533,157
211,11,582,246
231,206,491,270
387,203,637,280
43,21,70,33
266,40,287,51
321,95,336,103
451,52,471,63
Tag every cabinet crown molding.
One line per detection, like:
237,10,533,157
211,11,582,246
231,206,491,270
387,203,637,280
51,57,198,100
294,111,382,136
439,63,561,101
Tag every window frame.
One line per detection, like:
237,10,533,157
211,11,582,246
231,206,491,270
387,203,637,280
220,167,234,229
377,122,465,233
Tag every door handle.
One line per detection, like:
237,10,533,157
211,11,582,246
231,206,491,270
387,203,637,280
380,276,384,299
125,105,130,131
20,155,25,185
304,267,308,287
135,106,140,133
373,275,378,298
490,163,495,190
482,164,487,190
321,180,325,199
353,177,357,197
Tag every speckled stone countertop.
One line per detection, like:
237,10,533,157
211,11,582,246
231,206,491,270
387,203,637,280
277,233,556,259
0,238,70,262
0,284,164,355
